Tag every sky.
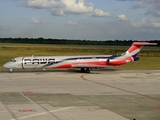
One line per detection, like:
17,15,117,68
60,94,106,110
1,0,160,40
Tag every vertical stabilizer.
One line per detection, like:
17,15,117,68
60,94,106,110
126,42,157,56
108,42,157,66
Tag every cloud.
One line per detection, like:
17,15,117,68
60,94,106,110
131,18,160,28
31,18,49,25
65,21,77,26
131,1,143,9
119,0,160,17
131,0,160,17
117,14,128,21
27,0,64,9
25,0,110,17
86,9,110,17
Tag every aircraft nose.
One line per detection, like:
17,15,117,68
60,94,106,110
3,62,11,69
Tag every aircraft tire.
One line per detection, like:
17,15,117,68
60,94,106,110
81,68,85,72
81,68,90,73
85,68,90,73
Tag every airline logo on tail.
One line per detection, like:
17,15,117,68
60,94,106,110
3,42,157,73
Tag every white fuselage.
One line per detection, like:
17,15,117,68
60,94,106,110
3,55,113,69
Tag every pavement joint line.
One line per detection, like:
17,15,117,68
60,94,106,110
0,98,19,120
80,74,160,101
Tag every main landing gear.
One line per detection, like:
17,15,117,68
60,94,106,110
81,68,90,73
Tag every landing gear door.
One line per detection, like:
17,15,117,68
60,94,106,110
22,57,37,69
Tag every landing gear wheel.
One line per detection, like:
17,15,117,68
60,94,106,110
81,68,90,73
81,68,85,72
86,68,90,73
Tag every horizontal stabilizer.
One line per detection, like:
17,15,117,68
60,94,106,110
133,42,157,46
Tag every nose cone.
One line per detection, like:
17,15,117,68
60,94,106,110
3,62,12,69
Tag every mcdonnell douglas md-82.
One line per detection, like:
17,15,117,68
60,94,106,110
3,42,157,73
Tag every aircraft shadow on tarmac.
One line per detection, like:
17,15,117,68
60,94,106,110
0,68,117,73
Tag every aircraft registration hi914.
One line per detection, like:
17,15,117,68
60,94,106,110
3,42,157,73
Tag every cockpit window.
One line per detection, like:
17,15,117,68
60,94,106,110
11,59,16,62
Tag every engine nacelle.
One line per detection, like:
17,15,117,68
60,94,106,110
109,60,126,66
132,56,139,61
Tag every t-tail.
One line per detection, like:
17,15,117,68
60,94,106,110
107,42,157,66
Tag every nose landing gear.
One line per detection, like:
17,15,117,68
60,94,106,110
9,69,13,73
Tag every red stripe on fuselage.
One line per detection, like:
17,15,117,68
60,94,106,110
54,57,134,68
55,61,107,68
56,64,72,68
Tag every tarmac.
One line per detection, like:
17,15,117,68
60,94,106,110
0,69,160,120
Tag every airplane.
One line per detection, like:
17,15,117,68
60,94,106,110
3,42,157,73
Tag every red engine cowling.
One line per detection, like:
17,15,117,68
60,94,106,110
107,56,138,66
108,59,126,66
